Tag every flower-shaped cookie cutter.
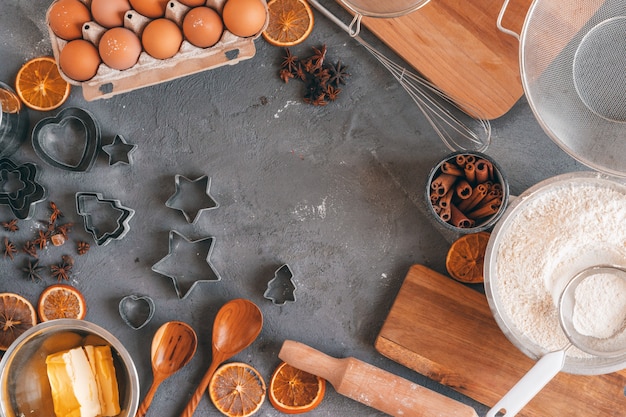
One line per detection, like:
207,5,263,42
119,294,155,330
0,158,46,219
165,174,218,223
264,264,296,305
151,230,221,299
31,107,101,172
102,134,137,166
75,192,135,246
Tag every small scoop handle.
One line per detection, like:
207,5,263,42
486,349,567,417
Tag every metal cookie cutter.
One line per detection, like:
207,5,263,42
102,134,137,166
0,158,46,220
31,107,101,172
264,264,296,305
75,192,135,246
119,294,155,330
165,175,218,223
151,230,221,299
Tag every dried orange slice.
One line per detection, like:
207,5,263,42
445,231,491,283
0,87,22,114
262,0,314,47
37,284,87,322
209,362,266,417
268,361,325,414
15,56,71,111
0,293,37,350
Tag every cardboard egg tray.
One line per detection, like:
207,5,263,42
47,0,268,101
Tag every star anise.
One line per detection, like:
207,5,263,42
34,230,50,250
3,237,17,260
49,201,63,224
2,219,19,232
77,241,90,255
55,222,74,240
22,259,43,282
281,48,299,73
325,85,342,101
279,68,294,83
310,44,327,69
328,60,350,87
50,255,73,282
23,240,38,258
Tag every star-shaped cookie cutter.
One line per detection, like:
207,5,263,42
102,134,137,165
165,175,219,223
151,230,221,299
0,158,46,220
75,192,135,246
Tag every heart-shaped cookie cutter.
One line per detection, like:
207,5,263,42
119,294,155,330
75,192,135,246
32,107,101,172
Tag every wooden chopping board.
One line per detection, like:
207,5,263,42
346,0,533,119
375,265,626,417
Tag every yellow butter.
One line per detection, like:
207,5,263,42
46,345,120,417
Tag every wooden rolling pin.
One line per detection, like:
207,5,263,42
279,340,479,417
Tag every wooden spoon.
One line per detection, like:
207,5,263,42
135,321,198,417
180,298,263,417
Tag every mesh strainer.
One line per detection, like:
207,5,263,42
339,0,430,18
498,0,626,177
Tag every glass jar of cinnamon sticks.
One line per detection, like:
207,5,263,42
426,151,509,233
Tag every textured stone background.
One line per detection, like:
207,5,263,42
0,1,586,416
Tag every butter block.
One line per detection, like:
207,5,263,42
46,345,120,417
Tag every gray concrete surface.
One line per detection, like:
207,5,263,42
1,0,588,416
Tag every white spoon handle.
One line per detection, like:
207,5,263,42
486,349,567,417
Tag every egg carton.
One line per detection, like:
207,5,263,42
47,0,268,101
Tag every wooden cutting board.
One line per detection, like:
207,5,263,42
347,0,533,119
375,265,626,417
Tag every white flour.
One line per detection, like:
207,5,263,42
573,273,626,340
494,180,626,357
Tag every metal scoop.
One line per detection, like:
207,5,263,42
486,265,626,417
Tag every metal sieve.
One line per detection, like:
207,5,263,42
487,265,626,417
338,0,430,18
498,0,626,177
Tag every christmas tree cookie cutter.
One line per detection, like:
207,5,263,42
264,264,296,305
75,192,135,246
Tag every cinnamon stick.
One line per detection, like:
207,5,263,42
467,198,502,220
450,204,475,228
441,162,464,176
475,159,492,183
457,183,488,212
431,173,457,197
455,179,472,200
464,163,476,184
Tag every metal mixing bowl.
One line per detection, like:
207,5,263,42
484,172,626,375
0,319,139,417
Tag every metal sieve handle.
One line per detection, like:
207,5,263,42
497,0,521,40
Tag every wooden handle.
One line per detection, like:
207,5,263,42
179,359,221,417
279,340,478,417
135,377,161,417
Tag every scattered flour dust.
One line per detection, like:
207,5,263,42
494,180,626,357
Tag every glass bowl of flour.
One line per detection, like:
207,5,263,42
484,171,626,375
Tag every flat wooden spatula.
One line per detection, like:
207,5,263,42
279,340,479,417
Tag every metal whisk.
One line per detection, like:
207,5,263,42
308,0,492,152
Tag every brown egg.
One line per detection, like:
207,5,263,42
183,7,223,48
59,39,101,81
99,27,142,70
91,0,131,28
142,18,183,59
128,0,169,18
222,0,266,38
48,0,92,40
179,0,206,6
